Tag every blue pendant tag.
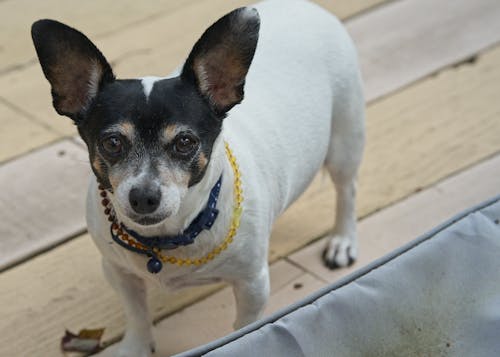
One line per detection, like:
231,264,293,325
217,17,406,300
147,256,163,274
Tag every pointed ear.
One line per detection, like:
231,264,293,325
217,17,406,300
31,19,114,122
181,7,260,115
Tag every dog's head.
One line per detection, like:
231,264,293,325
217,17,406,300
31,8,259,227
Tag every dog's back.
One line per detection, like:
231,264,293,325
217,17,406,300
226,0,364,220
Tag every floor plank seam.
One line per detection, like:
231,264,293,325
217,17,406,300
0,137,67,167
284,256,330,284
0,135,71,167
357,149,500,225
425,149,500,194
0,58,38,77
342,0,396,21
0,96,62,135
69,136,87,149
0,226,87,273
367,40,500,105
93,0,201,40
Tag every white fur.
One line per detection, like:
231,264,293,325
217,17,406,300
140,76,160,100
86,1,365,355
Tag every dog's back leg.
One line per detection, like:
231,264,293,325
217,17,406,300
322,73,365,269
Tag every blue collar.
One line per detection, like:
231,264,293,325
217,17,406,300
109,175,222,273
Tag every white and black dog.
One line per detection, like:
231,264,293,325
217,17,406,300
32,0,364,355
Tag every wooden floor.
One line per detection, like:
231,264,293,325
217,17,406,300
1,0,499,356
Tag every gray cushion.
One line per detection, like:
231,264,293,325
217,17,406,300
175,196,500,357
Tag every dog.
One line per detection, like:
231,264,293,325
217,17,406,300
32,0,364,355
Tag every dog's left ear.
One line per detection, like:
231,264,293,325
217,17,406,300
181,7,260,115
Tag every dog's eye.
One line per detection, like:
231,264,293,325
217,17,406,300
102,135,123,156
174,134,199,155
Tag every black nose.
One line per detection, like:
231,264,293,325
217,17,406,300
129,186,161,214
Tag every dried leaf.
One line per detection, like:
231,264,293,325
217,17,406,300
61,328,105,354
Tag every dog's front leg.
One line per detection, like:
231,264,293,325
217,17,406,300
231,267,270,330
102,259,155,357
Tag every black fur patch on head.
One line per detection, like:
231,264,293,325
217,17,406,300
78,77,222,189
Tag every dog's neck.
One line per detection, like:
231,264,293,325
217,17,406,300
107,136,228,238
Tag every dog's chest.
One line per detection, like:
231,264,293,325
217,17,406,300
103,240,225,290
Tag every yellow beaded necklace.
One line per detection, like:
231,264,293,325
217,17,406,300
100,141,243,268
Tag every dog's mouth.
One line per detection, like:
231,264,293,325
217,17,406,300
131,214,169,227
109,185,180,228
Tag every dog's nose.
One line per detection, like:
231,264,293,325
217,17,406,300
129,186,161,214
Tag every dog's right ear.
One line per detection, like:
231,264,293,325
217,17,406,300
31,19,115,123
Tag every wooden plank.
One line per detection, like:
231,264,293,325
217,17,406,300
289,153,500,283
270,43,500,261
0,234,221,357
0,0,388,74
95,260,324,357
105,0,390,78
315,0,389,19
347,0,500,101
0,0,390,137
0,0,199,74
77,0,390,79
0,139,89,270
0,99,57,163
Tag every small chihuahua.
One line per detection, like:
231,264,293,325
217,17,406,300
32,0,364,355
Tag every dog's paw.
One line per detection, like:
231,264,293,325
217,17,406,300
322,235,357,270
116,334,155,357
